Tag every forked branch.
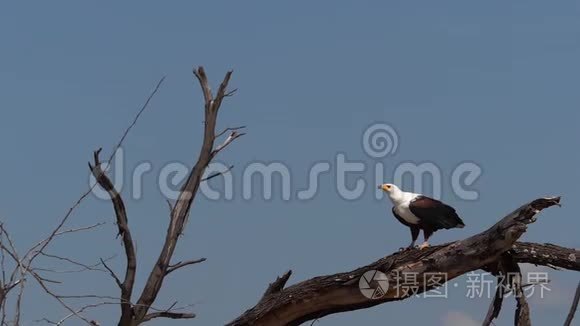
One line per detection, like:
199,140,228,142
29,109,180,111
228,197,571,326
77,68,241,325
128,67,242,323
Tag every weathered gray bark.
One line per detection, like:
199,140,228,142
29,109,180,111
90,148,138,325
91,67,242,325
228,196,578,326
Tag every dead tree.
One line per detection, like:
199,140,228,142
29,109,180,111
1,66,577,326
0,67,242,325
0,75,166,325
229,197,580,326
87,67,243,325
1,220,110,325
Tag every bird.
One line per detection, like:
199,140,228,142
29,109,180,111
378,183,465,250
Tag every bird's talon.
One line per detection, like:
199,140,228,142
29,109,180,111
419,242,430,250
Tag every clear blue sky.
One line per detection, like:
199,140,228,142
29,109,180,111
1,1,578,325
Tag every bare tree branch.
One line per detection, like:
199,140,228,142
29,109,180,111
510,242,579,271
483,256,509,326
30,271,94,325
28,68,240,325
260,270,292,302
1,79,166,325
36,301,107,326
100,258,122,290
25,77,164,270
6,66,574,326
165,258,207,276
126,67,240,323
89,149,137,325
141,311,196,323
228,197,564,326
212,131,245,157
109,77,166,163
216,126,246,139
0,71,242,325
514,271,530,326
24,222,107,260
0,223,26,323
36,252,111,274
193,67,213,110
564,281,580,326
201,165,234,182
483,252,531,326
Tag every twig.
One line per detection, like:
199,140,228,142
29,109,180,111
36,252,110,273
30,271,94,325
201,165,233,182
211,131,245,157
215,126,246,139
166,258,207,276
99,258,122,289
26,76,164,267
141,311,196,322
25,222,107,259
107,76,166,164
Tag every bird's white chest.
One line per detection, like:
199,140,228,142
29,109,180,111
394,202,420,224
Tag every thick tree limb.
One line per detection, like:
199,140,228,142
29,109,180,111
513,272,530,326
89,149,137,325
260,270,292,304
482,253,531,326
483,277,505,326
483,253,513,326
228,197,568,326
492,253,530,326
510,242,579,271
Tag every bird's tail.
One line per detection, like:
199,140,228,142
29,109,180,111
440,213,465,229
453,214,466,228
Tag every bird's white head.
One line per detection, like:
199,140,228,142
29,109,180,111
378,183,405,203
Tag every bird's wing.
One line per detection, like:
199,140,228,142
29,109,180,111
391,207,414,227
408,196,465,229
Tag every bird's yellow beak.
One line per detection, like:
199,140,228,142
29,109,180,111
378,184,389,192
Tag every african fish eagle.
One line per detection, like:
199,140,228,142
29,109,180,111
378,183,465,250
